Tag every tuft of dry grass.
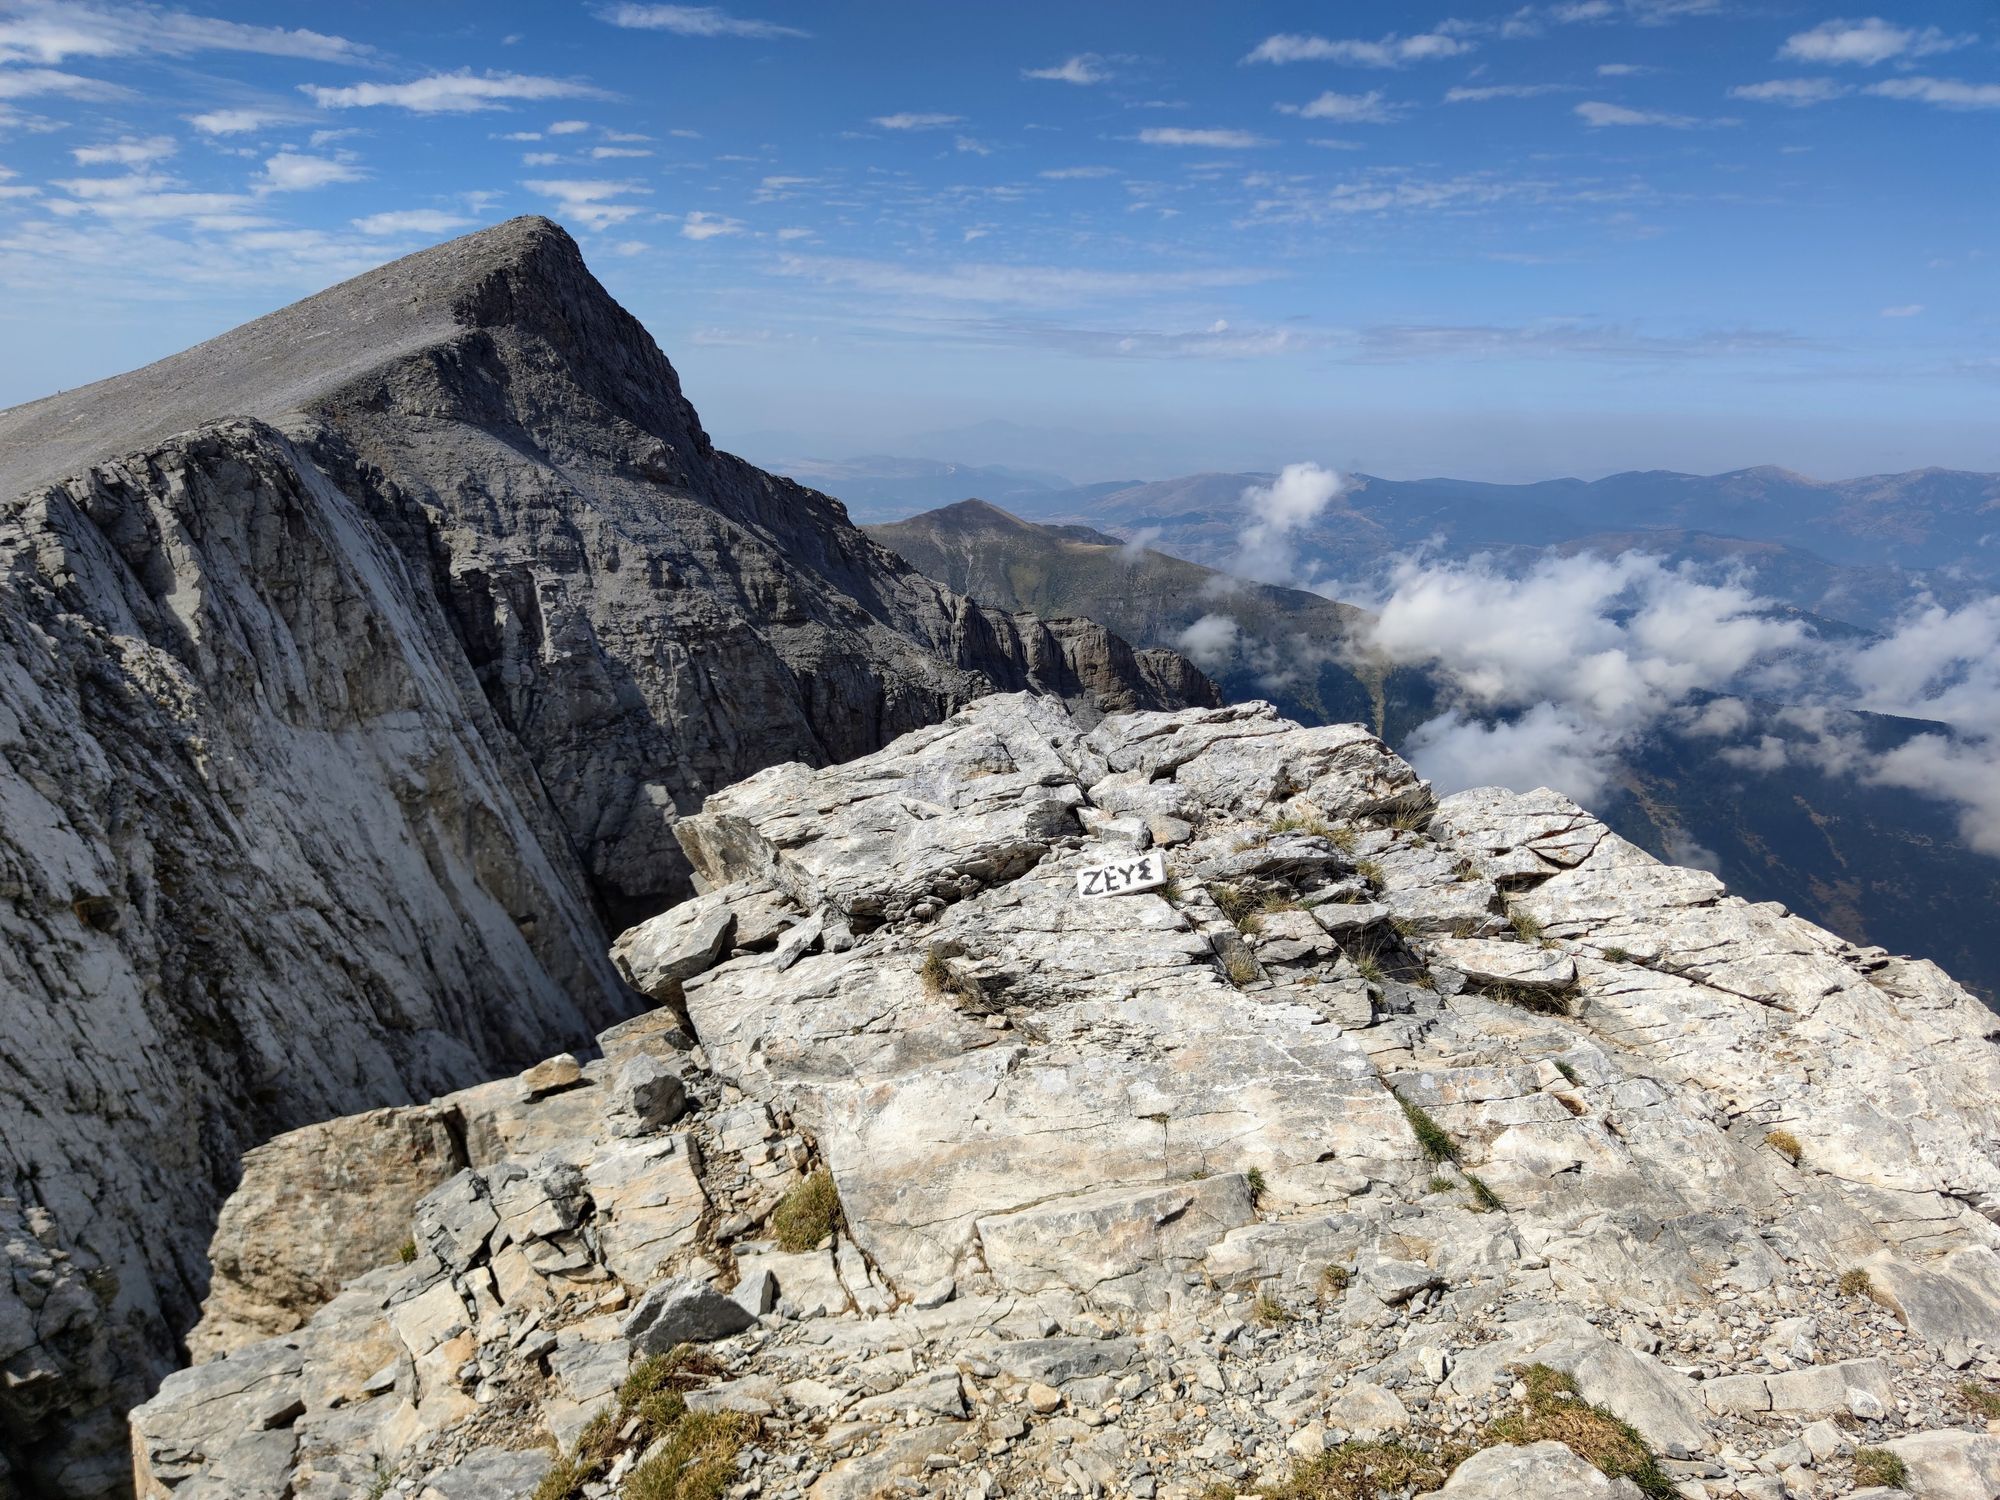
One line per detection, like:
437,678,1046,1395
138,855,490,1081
1764,1128,1803,1166
623,1410,757,1500
1253,1440,1456,1500
1481,1365,1673,1498
771,1169,841,1253
1852,1448,1908,1489
1508,907,1545,943
1253,1292,1290,1327
531,1347,741,1500
1224,947,1262,988
1838,1267,1874,1300
1960,1380,2000,1420
1319,1264,1352,1297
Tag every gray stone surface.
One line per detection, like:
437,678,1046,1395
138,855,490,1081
622,1274,757,1355
0,219,1208,1495
127,699,2000,1500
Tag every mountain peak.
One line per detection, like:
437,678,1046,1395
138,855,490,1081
0,215,684,501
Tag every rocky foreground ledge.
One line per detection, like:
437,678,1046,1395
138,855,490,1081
132,698,2000,1499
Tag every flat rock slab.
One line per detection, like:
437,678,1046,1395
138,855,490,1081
1426,936,1577,991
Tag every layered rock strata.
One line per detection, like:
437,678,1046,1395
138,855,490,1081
133,697,2000,1500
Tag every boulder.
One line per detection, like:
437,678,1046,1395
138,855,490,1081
622,1274,757,1356
1416,1441,1645,1498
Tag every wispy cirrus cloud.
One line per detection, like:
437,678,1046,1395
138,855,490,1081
1576,99,1721,127
870,111,964,131
1244,31,1473,67
1275,90,1400,124
1445,83,1578,102
520,176,649,229
304,71,614,114
1135,126,1271,148
1024,54,1110,85
188,108,289,135
1779,17,1970,67
71,135,174,165
680,210,744,239
1730,79,1849,107
0,0,368,65
774,252,1278,307
0,66,130,100
596,5,807,39
255,152,364,193
351,209,475,236
1866,76,2000,111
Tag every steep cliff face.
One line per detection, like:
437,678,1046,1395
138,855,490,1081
0,219,1207,1497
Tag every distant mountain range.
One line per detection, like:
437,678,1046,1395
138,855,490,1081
870,498,2000,1001
835,458,2000,629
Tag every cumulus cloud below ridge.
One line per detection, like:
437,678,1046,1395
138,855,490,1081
1179,466,2000,854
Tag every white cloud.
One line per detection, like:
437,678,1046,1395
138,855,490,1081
1244,31,1473,67
1408,704,1627,803
351,209,474,235
1233,463,1344,584
597,5,808,39
870,112,964,130
1136,126,1272,147
1730,79,1848,106
1347,550,1808,800
0,66,129,100
520,176,649,229
1024,53,1110,84
1576,100,1704,127
548,119,591,134
255,152,364,193
1040,165,1118,180
43,170,249,222
72,135,175,165
1880,303,1924,318
774,226,813,240
679,209,743,239
954,135,991,156
188,108,280,135
1275,91,1399,124
1866,77,2000,111
773,253,1276,306
591,146,652,158
304,71,613,114
522,152,560,166
1177,614,1241,670
1596,63,1649,76
1779,17,1968,67
1445,83,1576,102
0,1,368,65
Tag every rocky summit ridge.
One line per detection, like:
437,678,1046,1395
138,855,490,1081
132,696,2000,1500
0,218,1207,1497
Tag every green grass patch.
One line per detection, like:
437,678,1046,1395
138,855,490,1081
1395,1093,1460,1165
1853,1448,1908,1490
531,1347,736,1500
1482,1365,1673,1499
771,1169,841,1253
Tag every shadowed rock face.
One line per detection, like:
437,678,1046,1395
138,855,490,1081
0,217,1208,1497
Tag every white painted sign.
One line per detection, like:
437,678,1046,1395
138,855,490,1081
1076,849,1168,899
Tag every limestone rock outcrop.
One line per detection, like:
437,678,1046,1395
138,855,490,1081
0,220,1207,1496
132,697,2000,1500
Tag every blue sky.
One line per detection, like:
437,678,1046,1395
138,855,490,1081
0,0,1994,481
